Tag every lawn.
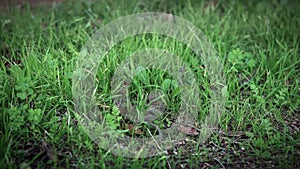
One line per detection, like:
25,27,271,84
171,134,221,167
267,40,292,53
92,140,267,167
0,0,299,168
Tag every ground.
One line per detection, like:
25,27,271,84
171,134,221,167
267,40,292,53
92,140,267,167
0,0,299,168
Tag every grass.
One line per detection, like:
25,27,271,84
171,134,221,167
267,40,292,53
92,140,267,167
0,0,299,168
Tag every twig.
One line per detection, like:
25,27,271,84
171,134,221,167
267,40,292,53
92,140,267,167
213,158,226,169
146,127,172,169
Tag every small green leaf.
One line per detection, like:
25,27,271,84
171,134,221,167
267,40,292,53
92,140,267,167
28,109,43,124
17,92,27,100
221,86,228,99
247,58,256,68
162,79,172,91
245,131,255,138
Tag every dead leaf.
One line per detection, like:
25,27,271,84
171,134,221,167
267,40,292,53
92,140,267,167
127,124,134,131
178,125,199,136
126,124,143,135
4,60,22,69
41,139,57,162
134,128,143,135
